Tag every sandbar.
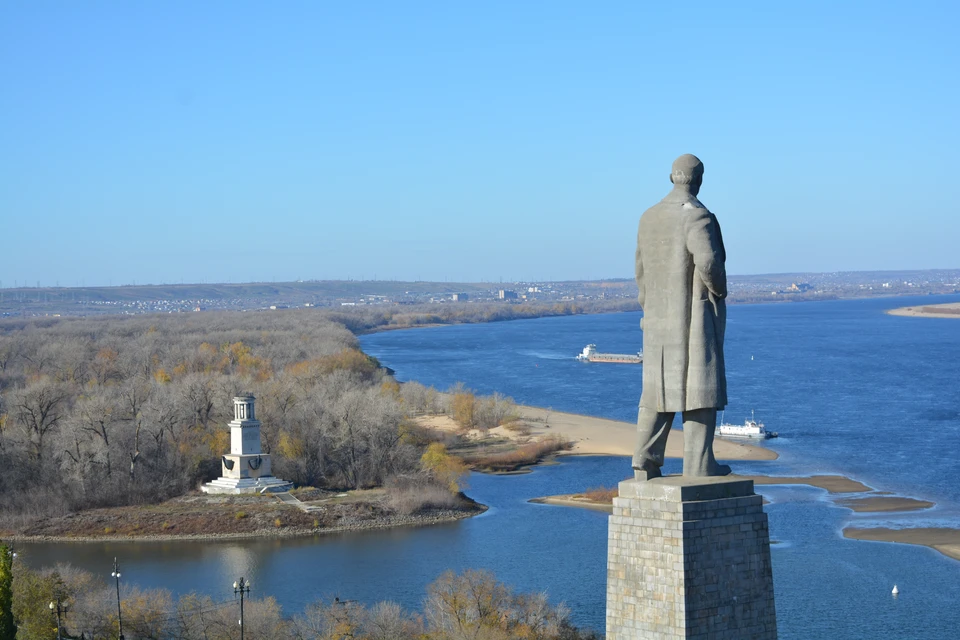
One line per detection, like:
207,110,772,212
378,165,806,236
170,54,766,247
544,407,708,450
531,476,940,515
834,496,934,512
516,406,778,462
742,474,871,493
414,407,777,462
843,527,960,562
886,302,960,318
530,495,613,513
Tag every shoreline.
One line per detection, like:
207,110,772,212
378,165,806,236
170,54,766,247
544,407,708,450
886,302,960,318
844,527,960,562
356,292,960,336
515,405,778,462
5,507,484,544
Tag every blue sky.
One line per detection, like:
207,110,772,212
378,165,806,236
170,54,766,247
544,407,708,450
2,1,958,286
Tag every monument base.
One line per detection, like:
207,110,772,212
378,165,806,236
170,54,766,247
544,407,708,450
607,476,777,639
200,476,293,494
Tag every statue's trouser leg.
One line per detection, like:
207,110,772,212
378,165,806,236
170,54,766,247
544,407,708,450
633,407,675,478
681,408,731,477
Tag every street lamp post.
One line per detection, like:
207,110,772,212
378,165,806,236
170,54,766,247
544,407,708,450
111,557,124,640
48,596,64,640
233,577,251,640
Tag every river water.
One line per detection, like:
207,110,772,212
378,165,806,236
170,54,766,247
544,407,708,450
19,294,960,638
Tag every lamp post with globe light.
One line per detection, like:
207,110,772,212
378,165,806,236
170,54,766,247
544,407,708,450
48,596,64,640
111,557,124,639
234,577,251,640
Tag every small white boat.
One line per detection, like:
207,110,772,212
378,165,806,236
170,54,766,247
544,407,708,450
718,410,777,439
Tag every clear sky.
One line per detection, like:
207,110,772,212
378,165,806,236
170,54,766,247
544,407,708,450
2,1,958,287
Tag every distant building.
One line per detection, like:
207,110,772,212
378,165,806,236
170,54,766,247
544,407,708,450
452,293,469,302
499,289,518,300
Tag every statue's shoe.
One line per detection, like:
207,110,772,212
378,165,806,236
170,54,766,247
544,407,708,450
633,464,662,481
682,462,733,478
710,463,732,476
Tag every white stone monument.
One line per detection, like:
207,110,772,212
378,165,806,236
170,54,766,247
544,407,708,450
201,394,293,494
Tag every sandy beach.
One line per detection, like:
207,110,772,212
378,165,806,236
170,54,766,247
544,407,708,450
415,406,778,462
886,302,960,318
516,405,778,461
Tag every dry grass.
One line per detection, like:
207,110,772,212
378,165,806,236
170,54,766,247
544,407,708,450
466,436,572,472
922,306,960,315
385,476,464,515
576,487,618,504
501,419,531,435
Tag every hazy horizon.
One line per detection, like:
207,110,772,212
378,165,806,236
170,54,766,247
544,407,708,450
3,267,960,292
3,2,958,286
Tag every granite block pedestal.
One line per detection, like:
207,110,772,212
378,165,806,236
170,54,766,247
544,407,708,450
606,476,777,639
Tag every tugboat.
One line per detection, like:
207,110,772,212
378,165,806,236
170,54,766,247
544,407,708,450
717,410,778,439
576,344,643,364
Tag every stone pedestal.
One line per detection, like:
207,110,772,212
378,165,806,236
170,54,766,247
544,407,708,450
606,476,777,639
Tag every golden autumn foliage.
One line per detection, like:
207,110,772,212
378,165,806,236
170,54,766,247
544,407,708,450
202,429,230,456
381,378,401,398
451,390,476,429
420,442,468,493
278,430,306,459
286,348,380,381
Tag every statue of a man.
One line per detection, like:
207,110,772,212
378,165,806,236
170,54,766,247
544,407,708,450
633,154,731,480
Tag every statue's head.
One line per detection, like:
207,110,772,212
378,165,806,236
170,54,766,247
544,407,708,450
670,154,704,196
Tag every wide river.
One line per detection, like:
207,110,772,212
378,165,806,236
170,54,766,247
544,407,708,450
20,294,960,638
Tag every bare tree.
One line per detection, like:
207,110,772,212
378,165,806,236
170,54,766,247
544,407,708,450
11,379,70,461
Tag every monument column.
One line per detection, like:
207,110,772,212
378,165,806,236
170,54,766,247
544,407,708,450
606,476,777,639
201,394,292,494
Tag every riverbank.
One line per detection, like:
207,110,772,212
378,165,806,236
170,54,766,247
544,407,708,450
516,405,778,461
887,302,960,318
413,406,776,472
2,489,485,543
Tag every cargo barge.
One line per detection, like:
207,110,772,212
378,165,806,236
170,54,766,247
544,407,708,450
576,344,643,364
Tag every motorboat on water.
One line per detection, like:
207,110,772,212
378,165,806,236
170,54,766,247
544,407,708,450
717,410,778,439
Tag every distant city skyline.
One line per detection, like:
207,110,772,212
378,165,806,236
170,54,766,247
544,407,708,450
2,1,959,287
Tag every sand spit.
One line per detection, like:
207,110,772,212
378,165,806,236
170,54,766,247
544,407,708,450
533,475,936,514
530,495,614,513
887,302,960,318
844,527,960,562
516,406,777,461
743,474,872,493
835,496,934,512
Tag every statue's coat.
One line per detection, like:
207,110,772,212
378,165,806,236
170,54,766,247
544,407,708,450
635,190,727,412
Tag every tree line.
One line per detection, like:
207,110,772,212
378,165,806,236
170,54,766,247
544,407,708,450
0,310,507,528
0,547,599,640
